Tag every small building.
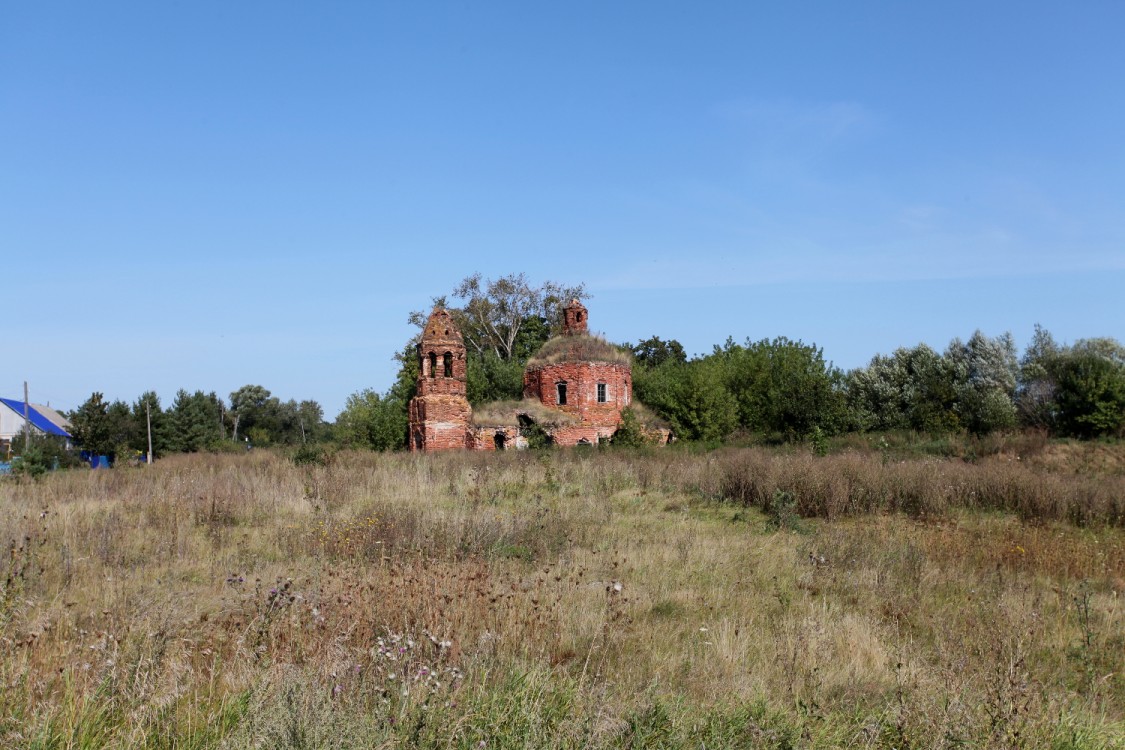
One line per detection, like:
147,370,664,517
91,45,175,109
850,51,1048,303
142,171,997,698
407,300,670,451
0,398,73,450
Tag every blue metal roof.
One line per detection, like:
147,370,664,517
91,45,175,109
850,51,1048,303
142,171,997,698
0,398,71,437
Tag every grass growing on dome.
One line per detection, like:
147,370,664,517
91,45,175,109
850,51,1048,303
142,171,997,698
470,399,581,427
526,334,632,367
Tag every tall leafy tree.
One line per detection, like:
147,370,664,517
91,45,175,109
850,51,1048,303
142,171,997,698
629,336,687,368
634,358,738,442
846,344,961,434
1017,324,1062,429
1048,338,1125,438
465,352,525,405
229,384,272,441
408,273,586,361
401,275,584,407
293,399,328,443
945,331,1019,435
335,388,408,451
716,337,848,440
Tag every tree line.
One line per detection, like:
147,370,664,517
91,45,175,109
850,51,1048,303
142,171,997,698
335,274,1125,450
630,326,1125,443
63,385,329,460
14,274,1122,467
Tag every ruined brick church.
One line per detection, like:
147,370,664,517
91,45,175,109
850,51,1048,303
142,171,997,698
408,299,667,451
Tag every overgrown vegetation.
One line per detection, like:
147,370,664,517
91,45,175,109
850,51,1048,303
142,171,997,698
0,445,1122,747
50,276,1125,461
525,334,632,367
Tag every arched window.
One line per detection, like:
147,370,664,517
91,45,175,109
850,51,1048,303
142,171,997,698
556,382,568,406
428,352,437,378
443,352,453,377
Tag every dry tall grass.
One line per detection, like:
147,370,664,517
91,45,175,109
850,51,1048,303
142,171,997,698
0,446,1121,748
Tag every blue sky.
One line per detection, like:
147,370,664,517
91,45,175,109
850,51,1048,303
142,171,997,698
3,2,1123,417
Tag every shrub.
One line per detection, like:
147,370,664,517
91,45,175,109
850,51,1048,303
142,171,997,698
765,489,802,532
611,408,652,448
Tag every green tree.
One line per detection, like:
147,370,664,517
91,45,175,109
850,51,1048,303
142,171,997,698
1016,330,1125,438
610,407,652,447
168,390,224,452
716,337,848,440
8,431,80,476
945,331,1018,435
629,336,687,368
408,274,583,358
403,275,585,409
229,384,272,441
1017,324,1061,429
466,351,525,405
1053,347,1125,438
846,344,961,434
335,388,408,451
68,395,117,454
128,391,171,457
634,359,737,442
293,400,328,443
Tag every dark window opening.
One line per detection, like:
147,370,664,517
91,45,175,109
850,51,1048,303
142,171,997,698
556,382,567,406
428,352,437,378
494,432,506,450
443,352,453,377
414,432,424,450
576,312,583,322
597,383,607,403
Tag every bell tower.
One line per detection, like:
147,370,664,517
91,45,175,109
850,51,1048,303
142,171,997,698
408,309,472,451
562,299,588,336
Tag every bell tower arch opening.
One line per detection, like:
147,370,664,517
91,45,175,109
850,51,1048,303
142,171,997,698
562,299,589,336
409,308,471,451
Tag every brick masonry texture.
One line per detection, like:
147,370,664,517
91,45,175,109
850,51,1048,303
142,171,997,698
523,361,631,431
409,309,472,452
408,302,659,451
561,298,588,336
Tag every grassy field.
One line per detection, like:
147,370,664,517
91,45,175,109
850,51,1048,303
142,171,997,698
0,441,1122,748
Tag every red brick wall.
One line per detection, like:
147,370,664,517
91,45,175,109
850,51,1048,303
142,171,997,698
408,395,473,451
409,308,472,451
406,304,657,452
549,425,615,446
523,361,631,430
562,299,589,335
467,426,523,451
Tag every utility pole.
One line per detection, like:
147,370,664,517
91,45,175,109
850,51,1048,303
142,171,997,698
23,381,30,453
146,400,154,466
